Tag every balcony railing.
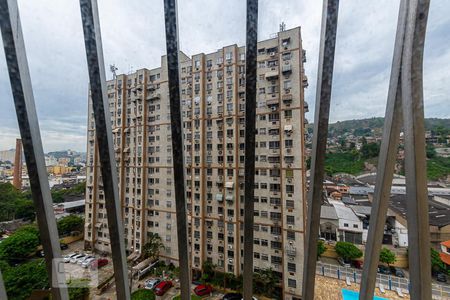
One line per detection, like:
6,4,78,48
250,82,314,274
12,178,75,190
0,0,433,299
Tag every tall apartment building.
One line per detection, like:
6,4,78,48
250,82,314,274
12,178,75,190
84,27,308,299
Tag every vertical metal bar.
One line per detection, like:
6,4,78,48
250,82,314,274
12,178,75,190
79,1,130,299
243,0,258,299
301,1,339,299
401,0,431,299
359,1,408,299
0,1,69,299
162,1,191,299
0,270,7,300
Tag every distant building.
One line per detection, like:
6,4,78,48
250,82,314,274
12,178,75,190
320,200,363,244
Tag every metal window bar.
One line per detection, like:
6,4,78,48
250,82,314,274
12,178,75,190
243,0,258,299
0,0,69,299
400,0,431,298
163,1,191,299
79,1,130,299
359,0,408,298
360,0,431,299
301,1,340,299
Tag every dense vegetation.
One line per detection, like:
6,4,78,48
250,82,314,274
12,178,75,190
0,183,35,221
335,242,363,261
57,215,84,236
427,156,450,181
325,152,366,175
131,289,156,300
325,117,450,138
51,182,86,203
200,261,281,298
0,225,40,263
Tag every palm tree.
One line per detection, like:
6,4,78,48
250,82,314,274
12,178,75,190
142,233,164,261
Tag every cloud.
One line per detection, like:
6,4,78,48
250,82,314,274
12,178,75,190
0,0,449,151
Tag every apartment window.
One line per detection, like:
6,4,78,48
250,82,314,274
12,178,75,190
288,279,297,288
286,185,294,193
344,223,349,227
288,263,296,272
286,200,295,209
284,80,292,90
282,52,291,60
285,139,293,148
287,215,295,225
284,110,292,118
271,256,282,264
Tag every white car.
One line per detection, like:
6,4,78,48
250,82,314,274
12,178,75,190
64,253,78,263
77,255,94,265
70,254,85,264
144,278,161,290
81,257,96,268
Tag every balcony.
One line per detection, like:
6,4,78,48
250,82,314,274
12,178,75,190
282,64,292,75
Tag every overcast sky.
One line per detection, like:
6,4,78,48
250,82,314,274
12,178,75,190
0,0,449,152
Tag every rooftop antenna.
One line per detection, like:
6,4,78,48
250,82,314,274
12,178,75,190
280,22,286,32
110,64,118,79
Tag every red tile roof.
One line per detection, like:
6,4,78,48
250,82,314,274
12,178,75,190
440,252,450,266
441,240,450,248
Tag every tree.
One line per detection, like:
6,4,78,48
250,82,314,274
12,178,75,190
201,260,216,283
0,229,39,262
426,144,437,159
142,233,164,261
317,240,326,259
57,215,84,236
67,279,90,300
253,268,280,297
335,241,363,261
0,183,35,221
430,248,446,273
379,247,396,266
131,289,156,300
2,259,49,299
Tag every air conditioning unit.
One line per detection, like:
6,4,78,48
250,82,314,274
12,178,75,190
228,245,233,250
228,217,233,222
288,225,293,229
270,52,276,56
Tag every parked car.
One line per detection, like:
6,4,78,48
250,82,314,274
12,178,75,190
154,280,172,296
223,293,243,300
337,257,351,267
377,265,391,275
351,260,363,269
81,257,96,268
144,278,161,290
390,266,405,277
436,272,447,283
194,284,213,296
70,254,85,264
60,243,69,250
90,258,108,269
77,255,94,265
63,253,78,263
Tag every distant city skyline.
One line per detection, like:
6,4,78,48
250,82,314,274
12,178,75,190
1,0,449,152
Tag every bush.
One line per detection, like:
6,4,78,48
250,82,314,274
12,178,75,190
335,241,363,261
57,215,84,236
2,259,48,299
0,229,39,262
379,247,396,266
317,240,326,259
131,289,155,300
67,279,90,300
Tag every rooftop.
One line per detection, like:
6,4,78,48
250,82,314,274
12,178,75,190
388,194,450,228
